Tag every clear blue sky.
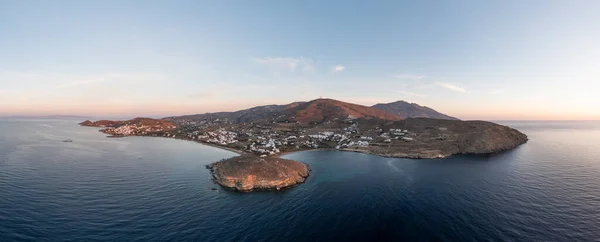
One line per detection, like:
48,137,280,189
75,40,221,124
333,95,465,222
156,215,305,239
1,0,599,120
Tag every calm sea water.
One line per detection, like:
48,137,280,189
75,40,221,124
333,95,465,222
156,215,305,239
1,119,600,241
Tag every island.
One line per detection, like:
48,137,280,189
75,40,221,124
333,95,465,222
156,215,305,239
206,156,310,191
80,98,528,191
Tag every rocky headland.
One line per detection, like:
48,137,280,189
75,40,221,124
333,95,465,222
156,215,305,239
80,98,528,191
207,156,310,191
80,117,176,136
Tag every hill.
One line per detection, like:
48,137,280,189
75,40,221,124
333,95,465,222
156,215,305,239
165,98,402,124
278,98,402,123
372,101,458,120
164,104,292,124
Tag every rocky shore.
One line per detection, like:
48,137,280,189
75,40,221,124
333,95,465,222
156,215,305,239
206,156,310,191
341,118,529,159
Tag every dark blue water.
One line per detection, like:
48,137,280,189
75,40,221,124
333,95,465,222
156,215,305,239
1,119,600,241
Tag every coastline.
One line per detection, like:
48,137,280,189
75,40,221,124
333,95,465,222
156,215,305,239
90,128,247,156
79,115,529,162
80,120,527,159
80,123,527,191
206,155,310,192
87,128,477,160
186,140,247,155
100,135,521,160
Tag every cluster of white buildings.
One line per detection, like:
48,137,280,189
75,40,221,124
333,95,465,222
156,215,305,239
304,130,379,149
376,128,413,142
169,118,419,156
199,129,238,145
249,138,281,155
104,124,175,136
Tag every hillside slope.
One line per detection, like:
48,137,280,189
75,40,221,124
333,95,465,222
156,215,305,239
166,98,402,124
372,101,458,120
278,99,402,123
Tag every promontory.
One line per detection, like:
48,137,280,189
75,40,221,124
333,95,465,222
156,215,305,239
207,156,309,191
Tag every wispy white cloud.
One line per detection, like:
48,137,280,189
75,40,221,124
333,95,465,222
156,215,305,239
398,90,427,97
252,57,315,74
436,82,466,92
55,77,108,89
332,65,345,72
395,74,425,80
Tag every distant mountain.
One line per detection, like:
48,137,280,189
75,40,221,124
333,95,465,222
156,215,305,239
165,98,402,124
372,101,458,120
3,115,92,120
164,103,294,123
278,99,402,123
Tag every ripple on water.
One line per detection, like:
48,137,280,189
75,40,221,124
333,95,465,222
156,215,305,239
1,120,600,241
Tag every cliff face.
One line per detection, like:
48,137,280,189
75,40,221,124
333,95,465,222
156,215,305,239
207,156,310,191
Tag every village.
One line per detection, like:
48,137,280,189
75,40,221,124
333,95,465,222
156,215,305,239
80,110,528,160
164,117,417,156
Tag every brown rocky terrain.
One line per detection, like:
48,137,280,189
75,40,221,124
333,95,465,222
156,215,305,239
343,118,528,158
164,104,291,124
372,101,459,120
207,156,310,191
164,99,402,124
278,98,402,123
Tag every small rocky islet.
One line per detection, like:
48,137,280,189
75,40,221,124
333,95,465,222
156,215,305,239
206,156,310,192
79,98,528,191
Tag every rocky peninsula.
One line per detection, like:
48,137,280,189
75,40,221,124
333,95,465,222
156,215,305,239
80,98,528,191
207,156,310,191
80,117,177,136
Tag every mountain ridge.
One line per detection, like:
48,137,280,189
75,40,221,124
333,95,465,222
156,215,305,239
164,98,455,123
372,101,458,120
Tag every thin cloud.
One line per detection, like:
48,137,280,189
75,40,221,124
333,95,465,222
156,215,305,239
55,77,108,89
436,82,466,92
332,65,345,72
252,57,315,74
398,90,427,97
395,74,425,80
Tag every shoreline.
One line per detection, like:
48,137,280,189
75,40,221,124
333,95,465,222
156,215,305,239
116,135,520,160
207,155,310,192
93,132,448,160
82,125,526,192
83,126,523,161
91,128,248,156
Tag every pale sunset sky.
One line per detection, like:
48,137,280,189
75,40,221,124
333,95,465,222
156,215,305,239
1,0,599,120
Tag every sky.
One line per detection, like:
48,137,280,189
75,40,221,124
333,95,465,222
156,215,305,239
1,0,599,120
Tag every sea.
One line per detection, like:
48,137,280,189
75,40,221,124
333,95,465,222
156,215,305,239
1,119,599,241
